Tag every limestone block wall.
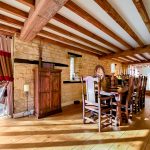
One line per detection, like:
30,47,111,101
13,37,122,113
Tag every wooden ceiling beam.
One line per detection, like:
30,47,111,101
54,14,122,52
0,14,24,27
20,0,70,41
0,24,20,34
94,0,144,47
0,2,28,19
0,24,101,57
124,59,150,65
16,0,35,8
133,0,150,32
124,56,136,62
0,30,15,37
0,14,105,55
0,6,114,54
40,30,104,55
65,1,132,49
139,53,148,61
37,35,101,57
46,23,113,53
131,55,142,61
99,45,150,59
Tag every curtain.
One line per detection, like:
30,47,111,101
0,35,13,117
0,35,13,81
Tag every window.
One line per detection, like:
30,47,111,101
70,56,75,80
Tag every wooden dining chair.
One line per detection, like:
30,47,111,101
81,76,113,132
140,76,147,109
132,76,143,113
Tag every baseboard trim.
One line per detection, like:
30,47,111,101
13,109,34,118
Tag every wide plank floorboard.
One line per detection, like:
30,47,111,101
0,96,150,150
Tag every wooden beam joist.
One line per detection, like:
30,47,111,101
37,35,101,57
133,0,150,32
0,24,20,34
40,30,104,55
139,53,148,61
94,0,144,47
54,14,122,52
0,1,28,19
0,14,24,27
0,24,101,57
65,1,132,49
20,0,69,41
99,45,150,59
16,0,35,8
124,59,150,65
45,24,113,53
0,14,105,55
0,30,14,37
0,1,119,53
0,6,113,54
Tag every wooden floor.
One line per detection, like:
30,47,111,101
0,96,150,150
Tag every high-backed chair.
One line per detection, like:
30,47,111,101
132,76,143,113
140,76,147,109
81,76,113,132
121,76,134,122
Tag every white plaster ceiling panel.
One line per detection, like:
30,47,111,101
58,6,127,50
143,0,150,18
43,27,110,53
49,19,117,52
71,0,138,48
0,0,30,12
0,10,25,22
108,0,150,44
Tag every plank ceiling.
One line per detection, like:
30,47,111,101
0,0,150,64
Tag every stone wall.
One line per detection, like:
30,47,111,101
13,37,122,113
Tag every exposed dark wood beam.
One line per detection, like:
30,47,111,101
132,55,142,61
99,45,150,59
40,30,104,55
0,14,24,27
46,23,114,53
37,35,101,57
16,0,35,8
65,1,132,49
124,59,150,65
124,56,136,62
0,8,113,54
0,1,119,53
54,14,122,52
0,24,101,57
94,0,144,47
0,1,28,19
139,53,148,61
20,0,70,41
0,30,14,37
0,14,106,55
133,0,150,32
0,24,20,34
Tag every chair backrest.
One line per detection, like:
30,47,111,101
127,76,134,104
142,76,147,93
82,76,99,103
